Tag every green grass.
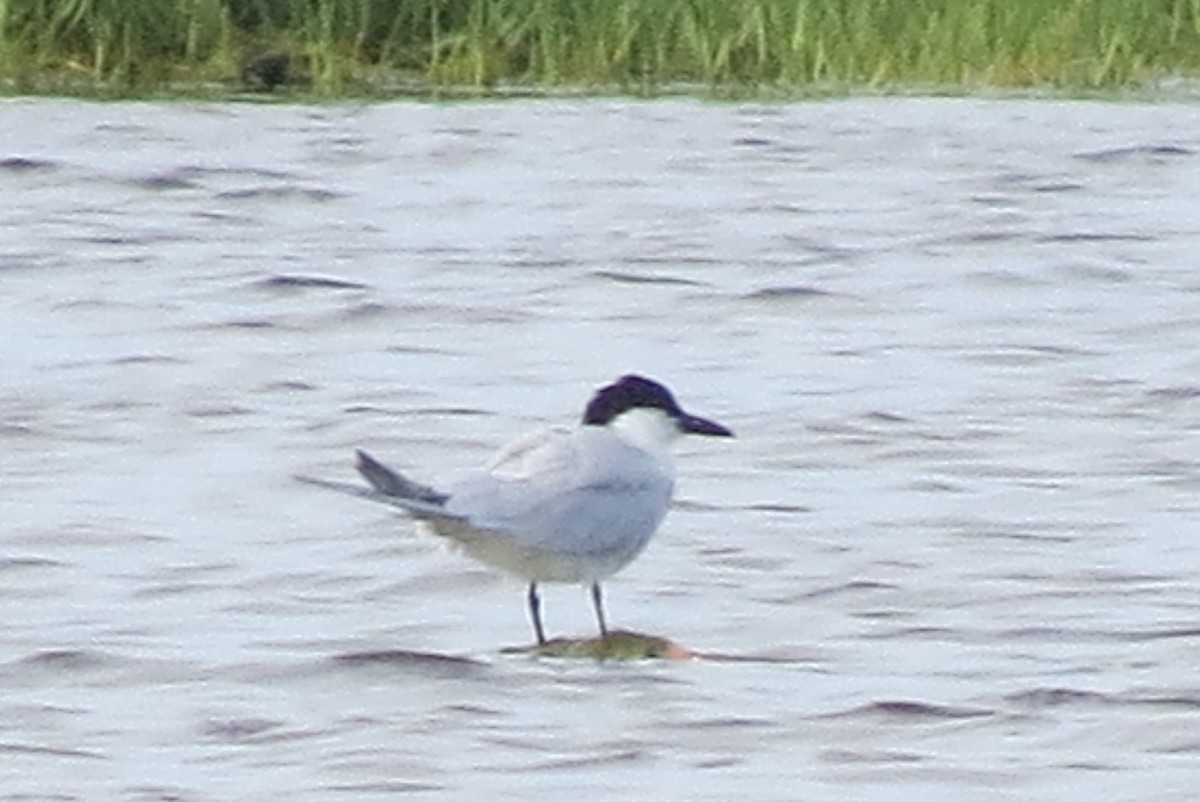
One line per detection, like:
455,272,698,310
2,0,1199,97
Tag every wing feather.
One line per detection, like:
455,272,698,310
444,427,673,577
300,428,674,583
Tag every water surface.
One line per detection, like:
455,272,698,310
2,97,1200,800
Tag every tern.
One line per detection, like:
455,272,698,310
301,375,733,644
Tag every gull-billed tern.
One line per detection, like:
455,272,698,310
301,374,733,644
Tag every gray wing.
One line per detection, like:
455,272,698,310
297,450,553,575
444,429,674,575
298,436,672,582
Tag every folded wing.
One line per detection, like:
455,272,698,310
300,430,673,583
443,427,673,578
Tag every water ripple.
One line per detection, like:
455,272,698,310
5,96,1200,801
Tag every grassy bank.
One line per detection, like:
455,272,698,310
2,0,1199,97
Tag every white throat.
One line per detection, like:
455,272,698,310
608,407,680,451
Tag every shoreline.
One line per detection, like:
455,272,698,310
4,0,1199,101
5,75,1200,104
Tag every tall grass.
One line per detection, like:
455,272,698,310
2,0,1199,96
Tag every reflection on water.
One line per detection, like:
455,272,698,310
2,96,1200,800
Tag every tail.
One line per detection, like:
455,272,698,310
295,449,450,517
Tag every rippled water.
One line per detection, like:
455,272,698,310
3,96,1200,800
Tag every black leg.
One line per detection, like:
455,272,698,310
590,582,608,638
528,582,546,645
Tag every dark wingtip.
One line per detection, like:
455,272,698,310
355,449,400,495
354,449,448,504
354,448,378,469
355,449,388,479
